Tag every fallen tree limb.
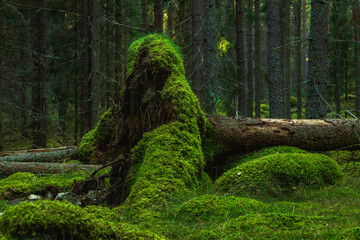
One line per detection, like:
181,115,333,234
0,147,78,163
207,115,360,158
0,161,101,177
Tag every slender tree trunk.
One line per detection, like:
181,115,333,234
305,0,329,119
355,0,360,117
254,0,262,118
204,0,217,113
115,0,123,103
294,0,302,119
267,0,283,118
74,1,79,145
80,0,90,135
105,0,113,109
154,0,164,32
236,0,247,116
302,0,307,93
191,0,204,106
89,0,101,129
284,0,291,118
31,0,47,148
333,5,341,115
142,0,147,30
247,0,254,117
167,2,173,37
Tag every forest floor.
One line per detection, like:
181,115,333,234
1,149,360,239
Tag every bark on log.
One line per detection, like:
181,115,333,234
207,115,360,158
0,161,101,177
0,147,78,163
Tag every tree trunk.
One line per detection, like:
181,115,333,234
105,0,114,109
154,0,164,32
283,0,291,119
191,0,204,106
80,0,90,135
142,0,147,30
0,161,101,177
89,0,100,129
204,0,217,114
167,2,173,38
267,0,283,118
115,0,122,103
354,0,359,117
302,0,307,92
207,114,360,159
333,5,341,115
31,0,47,148
294,0,302,119
246,0,254,117
305,0,329,119
236,0,247,116
254,0,262,118
0,147,78,163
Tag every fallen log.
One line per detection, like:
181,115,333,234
0,161,101,177
207,115,360,158
0,147,78,163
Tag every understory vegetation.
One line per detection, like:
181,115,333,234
1,148,360,239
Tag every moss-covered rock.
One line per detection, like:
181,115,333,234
176,194,267,221
78,106,115,162
0,172,87,199
214,153,343,196
0,200,164,240
123,34,209,215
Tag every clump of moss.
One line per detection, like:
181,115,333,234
214,153,343,196
224,146,308,171
176,194,267,221
124,34,209,215
78,106,114,161
0,200,163,240
0,172,87,199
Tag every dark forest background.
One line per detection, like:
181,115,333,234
0,0,358,150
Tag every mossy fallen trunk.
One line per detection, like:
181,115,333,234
0,147,78,163
0,161,101,177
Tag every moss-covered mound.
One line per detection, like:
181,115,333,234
214,153,343,196
0,200,163,240
224,146,308,172
0,172,87,199
78,106,114,162
176,194,267,221
123,34,209,214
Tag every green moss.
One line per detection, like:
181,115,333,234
221,213,338,239
78,106,115,161
0,172,87,199
0,200,163,240
124,34,210,215
214,153,343,196
224,146,308,172
176,194,267,221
